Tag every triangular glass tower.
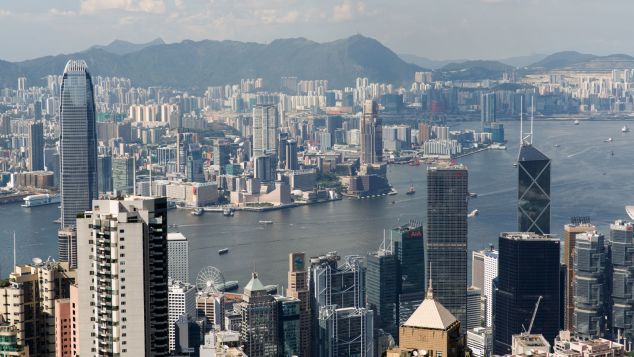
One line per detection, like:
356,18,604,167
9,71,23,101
517,144,551,234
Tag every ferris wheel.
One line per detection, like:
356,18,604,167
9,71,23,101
196,266,225,294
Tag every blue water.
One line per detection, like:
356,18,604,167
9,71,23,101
1,119,632,288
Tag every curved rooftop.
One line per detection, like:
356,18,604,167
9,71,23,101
64,59,88,74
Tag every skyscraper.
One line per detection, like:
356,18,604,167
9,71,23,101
77,197,169,356
609,220,634,342
480,92,496,131
97,155,113,193
318,306,374,357
493,232,560,355
482,249,498,328
563,222,596,332
168,281,197,353
27,121,44,171
285,139,299,170
517,144,551,234
287,253,311,357
112,155,135,195
366,240,400,340
167,232,189,283
574,231,610,339
275,295,301,357
427,163,469,333
239,272,278,357
252,104,279,159
360,100,382,165
392,223,425,325
466,286,482,331
59,60,97,227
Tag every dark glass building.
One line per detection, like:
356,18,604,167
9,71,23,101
517,144,551,234
366,244,400,340
392,223,425,325
427,164,468,333
494,232,560,355
59,59,97,227
275,296,301,357
609,220,634,342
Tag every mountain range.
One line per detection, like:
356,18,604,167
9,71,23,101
1,35,633,90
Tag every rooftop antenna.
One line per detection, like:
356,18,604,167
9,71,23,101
530,95,534,145
426,261,434,299
519,96,524,145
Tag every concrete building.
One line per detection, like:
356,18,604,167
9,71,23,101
168,281,197,352
57,228,77,270
27,121,44,171
238,272,278,357
167,232,189,283
466,286,482,331
467,327,493,357
511,334,551,356
54,285,78,357
553,331,625,357
286,253,311,357
563,222,596,332
112,155,135,195
252,105,278,158
77,197,169,356
0,317,28,357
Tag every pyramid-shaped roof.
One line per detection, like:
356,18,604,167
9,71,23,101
244,272,266,293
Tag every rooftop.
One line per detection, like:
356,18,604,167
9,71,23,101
500,232,559,241
167,232,187,241
518,144,550,162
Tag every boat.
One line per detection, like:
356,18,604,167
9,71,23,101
553,144,561,148
215,281,239,292
611,151,615,157
259,220,273,225
218,248,229,255
22,194,60,208
168,224,178,228
605,137,613,143
574,119,580,125
406,185,416,195
468,209,479,218
223,208,234,217
469,192,478,198
263,285,278,294
622,125,630,133
191,208,204,216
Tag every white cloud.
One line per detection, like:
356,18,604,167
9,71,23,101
49,8,77,16
79,0,166,14
0,9,11,17
256,9,300,25
332,0,368,22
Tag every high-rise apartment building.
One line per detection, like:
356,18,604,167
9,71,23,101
517,144,551,234
59,60,97,227
472,250,485,291
112,155,135,195
287,253,311,357
466,286,482,331
285,139,299,171
27,121,44,171
57,227,78,269
168,281,197,353
97,155,113,193
77,197,169,356
480,92,496,130
366,241,400,340
239,272,278,357
427,164,468,333
360,100,382,165
563,222,596,332
574,231,610,339
167,232,189,283
392,223,425,325
494,232,560,355
482,249,498,328
609,220,634,342
252,105,279,159
0,260,75,357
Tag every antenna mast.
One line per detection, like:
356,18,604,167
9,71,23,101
530,95,534,145
519,96,523,145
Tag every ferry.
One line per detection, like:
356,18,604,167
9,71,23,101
468,209,479,218
22,194,60,208
574,119,580,125
216,281,239,292
469,192,478,198
264,285,278,294
218,248,229,255
406,185,416,195
553,144,561,148
191,208,204,216
622,125,630,133
223,208,234,217
259,220,274,225
605,137,613,143
168,224,178,228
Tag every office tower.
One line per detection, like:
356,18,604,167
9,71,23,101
213,140,230,173
396,281,464,357
196,292,224,329
278,132,288,168
517,144,551,234
186,143,205,183
392,223,425,325
275,296,300,356
574,231,610,339
472,250,485,291
168,232,189,283
482,249,498,328
367,240,400,340
254,153,274,182
467,287,482,331
467,327,493,357
427,164,468,332
285,140,298,170
77,197,169,356
97,155,113,193
326,115,343,145
609,220,634,342
57,227,77,269
310,253,365,355
168,281,197,352
480,92,496,130
27,121,44,171
318,306,374,357
59,60,97,227
112,155,135,195
563,221,596,331
360,100,382,165
287,253,311,357
177,131,196,174
0,260,75,357
252,104,279,158
238,272,278,357
494,232,560,355
174,315,204,356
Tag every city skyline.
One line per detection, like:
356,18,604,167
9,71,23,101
1,0,634,61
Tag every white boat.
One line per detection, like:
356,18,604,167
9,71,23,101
223,208,234,217
468,209,479,218
605,137,613,143
622,125,630,133
259,220,273,225
553,144,561,148
218,248,229,255
574,119,580,125
191,208,204,216
22,194,60,207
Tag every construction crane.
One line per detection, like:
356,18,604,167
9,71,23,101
522,295,543,337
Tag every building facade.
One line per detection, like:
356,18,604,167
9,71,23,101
517,144,551,234
609,220,634,342
563,222,596,332
393,223,425,325
168,281,197,352
360,100,382,165
287,252,311,357
366,243,400,340
252,105,279,159
167,232,189,283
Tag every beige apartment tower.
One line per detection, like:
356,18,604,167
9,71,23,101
563,222,596,331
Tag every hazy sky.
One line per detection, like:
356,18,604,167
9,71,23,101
0,0,632,61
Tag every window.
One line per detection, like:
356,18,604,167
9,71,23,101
437,352,442,357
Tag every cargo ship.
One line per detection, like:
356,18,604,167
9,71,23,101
22,194,60,208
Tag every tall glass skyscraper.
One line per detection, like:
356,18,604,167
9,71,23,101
360,100,382,165
493,232,560,355
426,164,468,333
366,243,400,340
392,223,425,325
59,60,97,227
517,144,551,234
609,220,634,342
